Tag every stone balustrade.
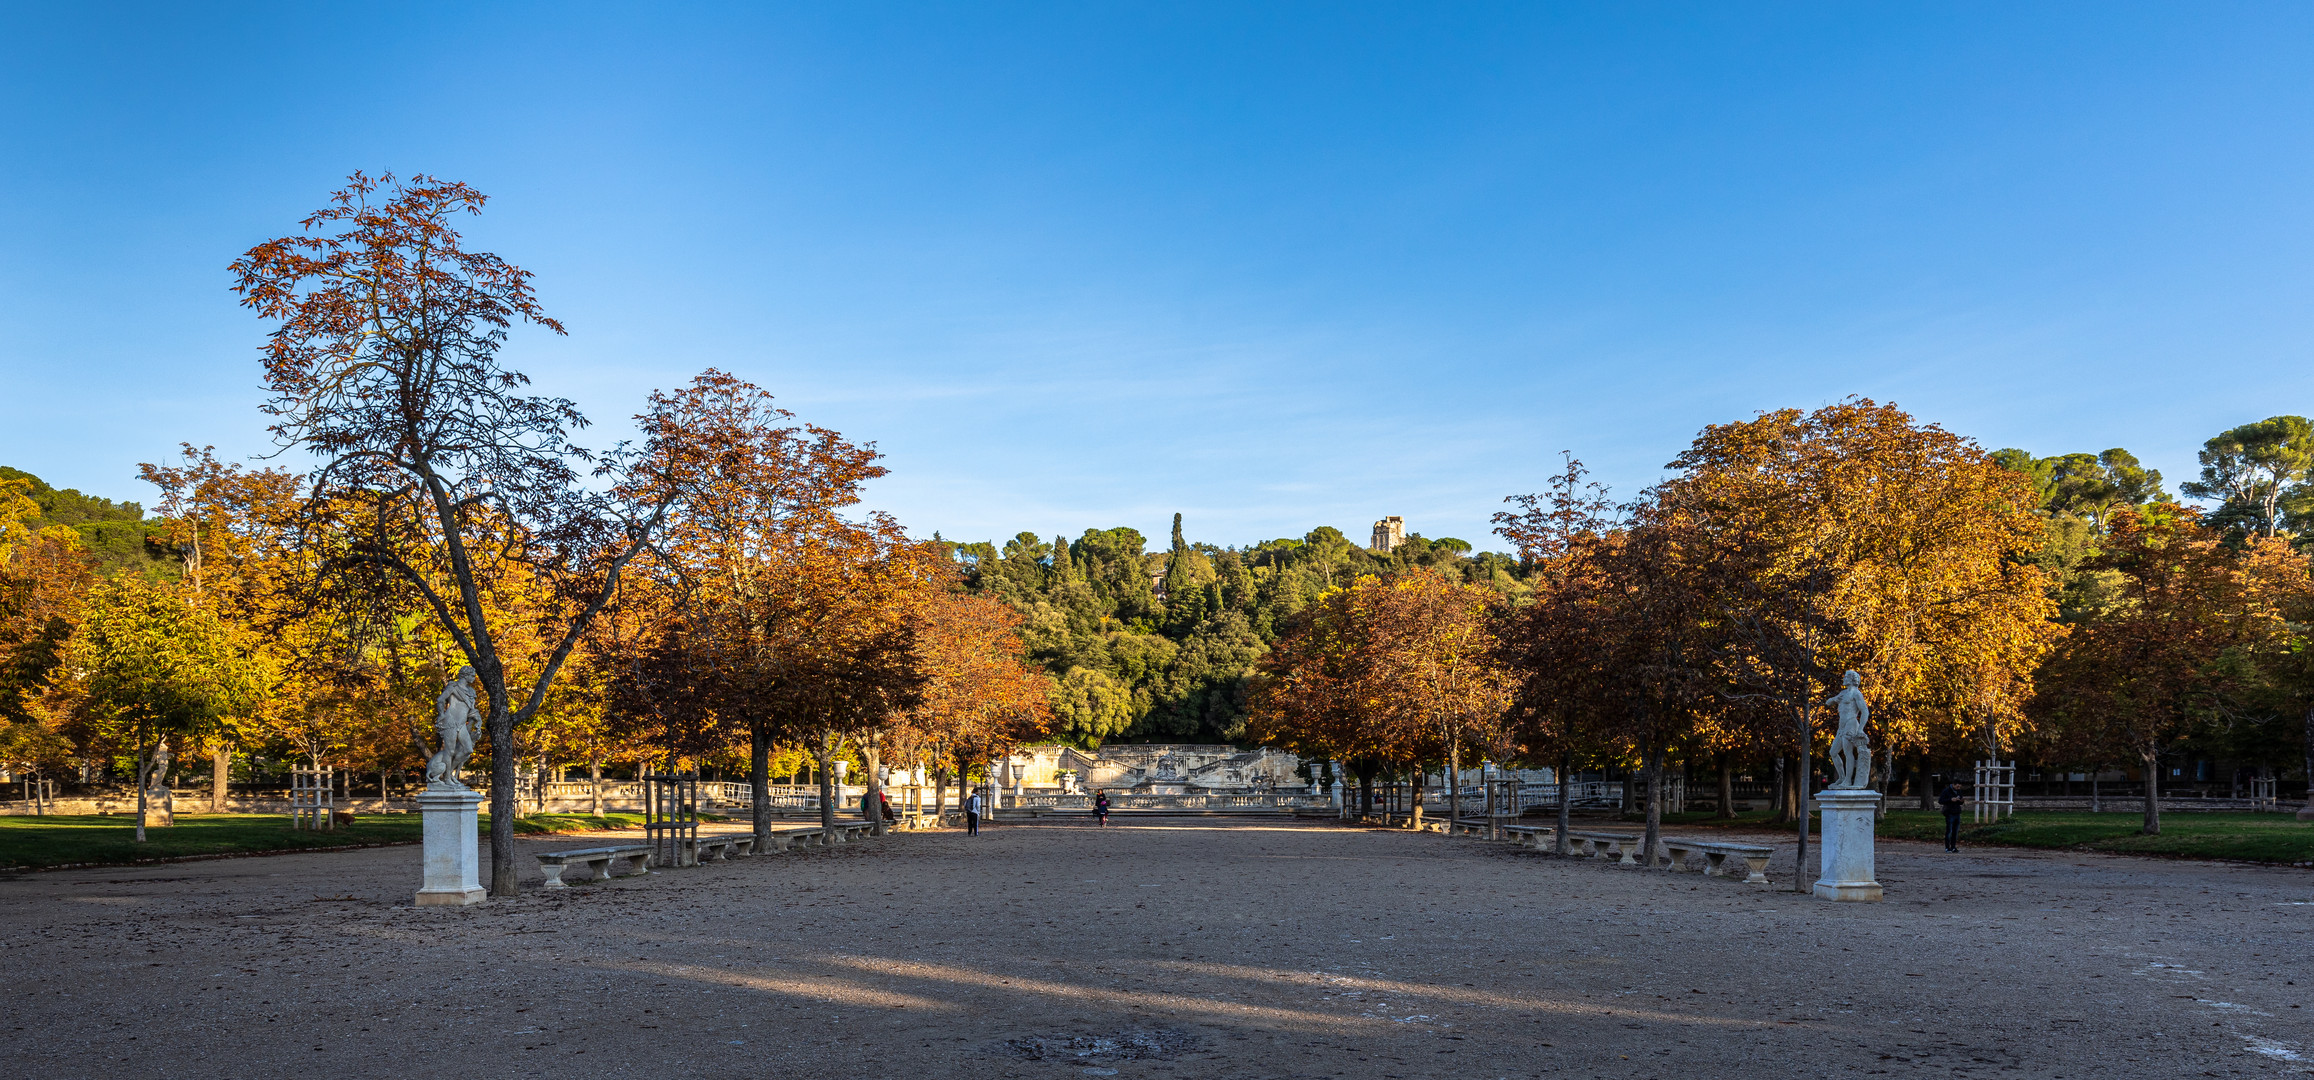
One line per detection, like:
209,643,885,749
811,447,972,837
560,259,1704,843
1010,793,1330,811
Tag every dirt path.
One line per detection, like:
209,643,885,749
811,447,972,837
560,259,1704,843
2,817,2308,1078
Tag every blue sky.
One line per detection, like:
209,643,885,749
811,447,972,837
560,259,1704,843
5,4,2313,551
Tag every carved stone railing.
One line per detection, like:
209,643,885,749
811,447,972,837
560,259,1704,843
1009,792,1330,811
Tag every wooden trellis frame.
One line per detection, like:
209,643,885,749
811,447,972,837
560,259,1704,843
1487,777,1520,840
1973,760,2015,824
290,766,336,830
644,771,700,868
19,775,55,815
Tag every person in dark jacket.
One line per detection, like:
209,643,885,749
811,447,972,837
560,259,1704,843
1938,781,1966,851
1093,790,1111,827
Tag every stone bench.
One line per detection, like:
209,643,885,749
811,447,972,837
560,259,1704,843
681,835,757,863
1675,839,1774,884
1499,826,1772,884
1498,824,1635,861
757,821,876,850
535,845,652,888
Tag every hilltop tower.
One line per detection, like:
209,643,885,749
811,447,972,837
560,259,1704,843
1370,516,1406,553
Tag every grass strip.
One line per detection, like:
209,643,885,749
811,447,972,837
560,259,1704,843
0,811,663,870
1641,807,2314,865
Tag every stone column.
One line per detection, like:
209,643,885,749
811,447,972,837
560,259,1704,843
415,787,486,906
1812,788,1883,902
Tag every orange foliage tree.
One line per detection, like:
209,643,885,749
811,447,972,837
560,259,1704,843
1249,569,1507,828
233,172,715,895
2030,508,2311,834
900,590,1054,817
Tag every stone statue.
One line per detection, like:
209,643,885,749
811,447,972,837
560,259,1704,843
424,666,481,789
1824,670,1871,790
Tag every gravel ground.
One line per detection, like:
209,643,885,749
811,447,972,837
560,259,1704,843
3,815,2311,1079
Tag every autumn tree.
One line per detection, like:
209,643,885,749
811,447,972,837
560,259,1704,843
137,443,302,810
232,172,708,895
1361,568,1508,831
54,578,267,839
1250,570,1507,827
1249,583,1378,811
2030,508,2307,834
899,591,1053,818
619,371,889,846
0,477,89,777
1492,454,1623,849
1646,400,2059,882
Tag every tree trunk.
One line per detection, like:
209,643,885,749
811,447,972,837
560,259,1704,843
1447,743,1460,831
1642,742,1663,868
1358,761,1375,818
2090,768,2100,813
1715,751,1734,819
135,746,149,844
485,681,518,897
212,747,229,813
1770,756,1788,822
749,724,772,850
1794,705,1812,894
933,766,949,818
589,757,603,817
1555,751,1572,856
814,737,838,842
2141,750,2162,836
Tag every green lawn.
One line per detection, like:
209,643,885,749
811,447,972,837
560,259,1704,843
0,811,656,870
1635,807,2314,865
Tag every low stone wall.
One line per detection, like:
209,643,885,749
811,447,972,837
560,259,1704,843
0,795,418,817
0,793,867,818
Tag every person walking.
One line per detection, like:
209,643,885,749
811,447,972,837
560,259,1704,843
965,789,982,836
1093,790,1111,827
1938,778,1967,852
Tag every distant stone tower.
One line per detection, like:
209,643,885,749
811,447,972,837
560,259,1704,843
1370,516,1406,553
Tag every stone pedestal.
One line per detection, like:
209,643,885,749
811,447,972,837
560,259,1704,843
416,787,486,907
1813,788,1883,902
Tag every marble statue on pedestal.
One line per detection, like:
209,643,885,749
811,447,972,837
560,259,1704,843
1814,670,1883,902
416,668,487,906
144,739,175,827
1826,669,1872,791
423,666,480,789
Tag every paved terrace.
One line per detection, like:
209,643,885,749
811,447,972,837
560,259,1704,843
1,818,2308,1078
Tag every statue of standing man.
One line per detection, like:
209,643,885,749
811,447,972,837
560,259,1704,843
1824,670,1871,790
425,666,481,789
